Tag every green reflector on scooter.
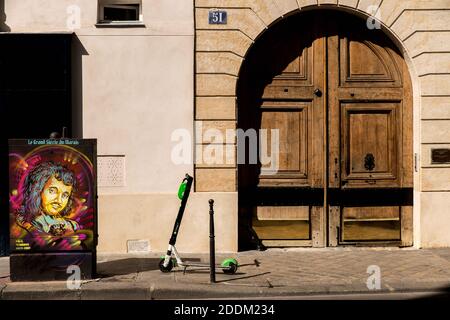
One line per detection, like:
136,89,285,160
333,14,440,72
178,182,187,200
221,258,238,267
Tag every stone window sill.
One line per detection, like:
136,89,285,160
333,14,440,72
95,21,146,28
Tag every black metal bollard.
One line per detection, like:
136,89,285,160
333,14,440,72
209,199,216,284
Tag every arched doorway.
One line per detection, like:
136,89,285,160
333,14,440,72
237,10,413,249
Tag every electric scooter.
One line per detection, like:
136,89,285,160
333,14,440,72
158,174,238,274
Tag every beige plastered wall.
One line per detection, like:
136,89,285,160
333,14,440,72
2,0,239,253
194,0,450,248
2,0,450,251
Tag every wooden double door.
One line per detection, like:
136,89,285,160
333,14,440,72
237,11,413,248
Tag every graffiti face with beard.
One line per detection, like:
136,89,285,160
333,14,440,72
17,161,79,236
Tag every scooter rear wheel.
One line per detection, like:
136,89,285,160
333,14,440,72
159,258,174,272
222,262,238,275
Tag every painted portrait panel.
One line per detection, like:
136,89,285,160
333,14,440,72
8,139,97,252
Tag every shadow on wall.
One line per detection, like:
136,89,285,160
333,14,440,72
72,35,89,138
0,0,11,32
0,0,9,255
0,34,89,256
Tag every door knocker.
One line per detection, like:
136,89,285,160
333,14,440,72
364,153,375,171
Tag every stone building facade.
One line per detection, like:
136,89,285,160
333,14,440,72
1,0,449,254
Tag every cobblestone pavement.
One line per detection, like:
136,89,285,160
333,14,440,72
1,248,450,299
162,248,450,290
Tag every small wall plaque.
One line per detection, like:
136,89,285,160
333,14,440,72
431,148,450,164
98,155,126,187
127,240,150,253
209,10,227,24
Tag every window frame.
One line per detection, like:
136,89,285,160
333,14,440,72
97,0,144,26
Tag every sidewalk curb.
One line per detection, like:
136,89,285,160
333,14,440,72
1,280,449,300
1,249,450,300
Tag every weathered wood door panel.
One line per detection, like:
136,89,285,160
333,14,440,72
341,103,400,187
237,11,413,248
341,206,401,241
327,13,413,246
259,101,312,186
238,14,326,248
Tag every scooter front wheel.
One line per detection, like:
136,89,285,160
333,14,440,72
221,258,238,274
159,258,174,272
223,262,237,274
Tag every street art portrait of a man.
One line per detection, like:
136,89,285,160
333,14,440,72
9,142,96,252
16,161,79,237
